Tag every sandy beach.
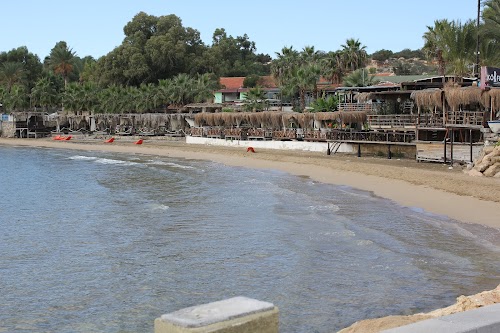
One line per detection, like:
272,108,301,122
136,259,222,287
2,137,499,229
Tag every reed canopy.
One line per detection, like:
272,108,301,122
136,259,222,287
194,111,367,129
411,86,500,112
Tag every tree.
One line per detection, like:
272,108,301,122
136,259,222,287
310,96,338,112
392,49,425,59
0,62,24,92
423,19,477,77
243,86,267,112
343,69,379,87
341,38,368,72
49,42,77,87
321,51,344,84
0,46,43,92
31,75,59,110
371,49,394,62
480,0,500,66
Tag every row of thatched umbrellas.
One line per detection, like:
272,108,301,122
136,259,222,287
411,86,500,111
193,111,367,128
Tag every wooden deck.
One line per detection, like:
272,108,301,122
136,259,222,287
416,141,482,163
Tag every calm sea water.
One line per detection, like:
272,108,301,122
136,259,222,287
0,145,499,333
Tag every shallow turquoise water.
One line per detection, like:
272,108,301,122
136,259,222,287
0,146,499,332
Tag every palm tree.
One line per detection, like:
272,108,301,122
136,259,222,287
31,76,59,111
310,96,338,112
341,38,368,72
482,0,500,40
171,73,195,106
271,46,299,88
194,73,218,103
3,84,27,111
295,63,321,111
423,19,477,77
343,69,379,87
321,51,344,85
49,44,77,88
0,62,24,92
480,0,500,66
243,86,267,112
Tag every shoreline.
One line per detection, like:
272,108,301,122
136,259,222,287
1,137,500,229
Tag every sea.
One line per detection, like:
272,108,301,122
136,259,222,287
1,145,499,333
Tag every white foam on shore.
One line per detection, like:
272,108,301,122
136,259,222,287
68,155,98,161
94,158,141,166
308,204,340,213
147,160,194,169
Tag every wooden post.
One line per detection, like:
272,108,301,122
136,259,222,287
450,128,454,166
327,142,331,155
357,143,361,157
387,144,392,159
444,132,447,164
470,128,473,163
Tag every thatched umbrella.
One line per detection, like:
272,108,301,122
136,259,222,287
410,89,443,111
331,111,367,123
486,88,500,112
297,113,314,129
356,92,374,103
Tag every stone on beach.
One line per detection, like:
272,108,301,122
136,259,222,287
471,145,500,177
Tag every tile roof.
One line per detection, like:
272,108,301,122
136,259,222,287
219,76,279,89
219,77,245,89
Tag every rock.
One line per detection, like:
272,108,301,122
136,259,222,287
491,156,500,164
483,146,495,155
468,169,484,177
494,171,500,178
483,163,500,177
474,160,491,172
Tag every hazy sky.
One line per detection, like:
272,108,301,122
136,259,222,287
1,0,479,60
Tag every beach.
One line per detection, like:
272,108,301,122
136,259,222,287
2,137,499,229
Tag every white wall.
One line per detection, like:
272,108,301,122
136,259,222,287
186,136,355,153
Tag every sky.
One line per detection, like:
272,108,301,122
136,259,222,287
1,0,480,60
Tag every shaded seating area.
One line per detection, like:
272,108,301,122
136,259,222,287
224,128,246,140
273,129,297,141
247,128,272,140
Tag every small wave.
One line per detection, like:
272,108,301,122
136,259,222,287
149,204,170,211
68,155,98,161
308,204,340,213
357,240,374,246
150,161,194,169
95,158,140,166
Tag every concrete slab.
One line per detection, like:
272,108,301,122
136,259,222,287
154,297,279,333
382,303,500,333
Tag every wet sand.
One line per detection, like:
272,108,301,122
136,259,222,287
2,137,499,229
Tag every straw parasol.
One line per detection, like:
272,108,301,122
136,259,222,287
410,88,443,110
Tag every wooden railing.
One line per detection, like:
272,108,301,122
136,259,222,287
224,128,246,140
189,127,204,137
445,110,484,127
338,103,374,112
247,128,272,140
368,115,417,128
272,129,297,140
368,111,485,129
206,128,224,138
327,129,415,143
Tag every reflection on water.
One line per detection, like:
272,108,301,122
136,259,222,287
0,146,499,332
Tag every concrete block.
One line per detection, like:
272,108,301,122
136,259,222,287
382,303,500,333
154,296,279,333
